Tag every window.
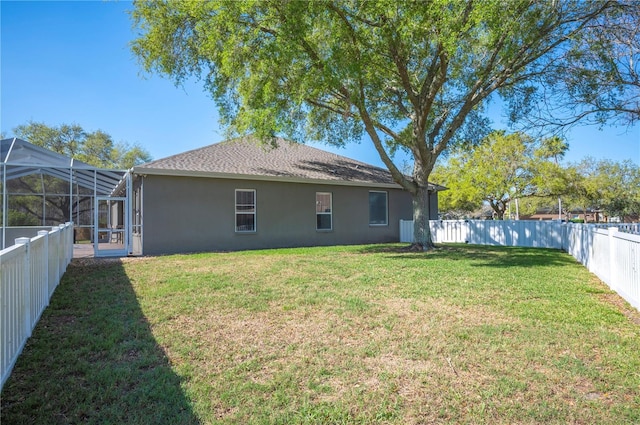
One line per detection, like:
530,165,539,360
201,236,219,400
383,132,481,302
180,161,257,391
316,192,332,230
235,189,256,232
369,191,388,225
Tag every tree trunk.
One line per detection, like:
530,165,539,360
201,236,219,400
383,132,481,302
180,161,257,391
490,200,507,220
411,185,435,251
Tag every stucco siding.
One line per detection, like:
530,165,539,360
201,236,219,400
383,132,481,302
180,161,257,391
140,175,414,254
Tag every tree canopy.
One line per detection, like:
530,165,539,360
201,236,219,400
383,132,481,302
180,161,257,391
535,1,640,129
131,0,617,247
432,131,568,219
12,121,151,169
435,140,640,222
3,122,152,226
569,158,640,221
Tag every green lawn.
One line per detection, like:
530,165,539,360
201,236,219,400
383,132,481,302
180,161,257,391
2,244,639,424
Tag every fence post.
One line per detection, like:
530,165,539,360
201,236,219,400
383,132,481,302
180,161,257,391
37,230,50,307
14,237,32,339
58,224,66,280
50,226,60,285
65,222,73,266
609,227,619,291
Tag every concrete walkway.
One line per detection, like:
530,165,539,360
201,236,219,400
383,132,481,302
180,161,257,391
73,244,94,258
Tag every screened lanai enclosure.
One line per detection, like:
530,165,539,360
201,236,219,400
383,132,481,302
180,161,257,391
1,138,136,257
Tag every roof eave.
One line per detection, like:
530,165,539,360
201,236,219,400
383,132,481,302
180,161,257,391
132,167,407,189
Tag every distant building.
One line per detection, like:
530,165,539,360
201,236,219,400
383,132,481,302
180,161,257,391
520,207,606,223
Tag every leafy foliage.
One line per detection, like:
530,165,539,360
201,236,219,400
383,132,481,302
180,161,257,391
436,137,640,222
535,1,640,128
12,121,151,169
432,131,567,219
131,1,614,246
568,158,640,220
4,122,152,226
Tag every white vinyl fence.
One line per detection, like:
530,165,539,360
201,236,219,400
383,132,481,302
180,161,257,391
563,224,640,311
423,219,564,248
1,222,73,389
401,220,640,311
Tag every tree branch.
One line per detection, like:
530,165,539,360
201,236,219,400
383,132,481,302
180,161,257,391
354,81,415,192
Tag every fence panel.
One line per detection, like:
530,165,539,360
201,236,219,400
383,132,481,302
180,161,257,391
610,231,640,311
399,220,413,243
1,243,30,390
1,222,73,390
58,224,67,281
589,228,612,283
592,223,640,235
48,228,60,297
436,220,469,243
29,234,49,329
564,224,590,264
419,220,564,248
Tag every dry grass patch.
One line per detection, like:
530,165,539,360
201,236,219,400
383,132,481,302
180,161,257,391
2,244,639,424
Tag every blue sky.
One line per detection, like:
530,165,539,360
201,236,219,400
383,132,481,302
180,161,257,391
2,1,639,168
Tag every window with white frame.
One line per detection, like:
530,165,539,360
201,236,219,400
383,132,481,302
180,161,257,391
316,192,332,230
369,191,388,225
235,189,256,232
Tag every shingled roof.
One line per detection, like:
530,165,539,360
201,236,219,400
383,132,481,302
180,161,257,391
135,136,443,190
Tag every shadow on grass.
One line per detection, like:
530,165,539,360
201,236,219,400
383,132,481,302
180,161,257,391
0,259,201,425
358,243,577,268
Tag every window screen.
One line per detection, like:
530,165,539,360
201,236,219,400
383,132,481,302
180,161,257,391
369,191,388,225
235,189,256,232
316,192,332,230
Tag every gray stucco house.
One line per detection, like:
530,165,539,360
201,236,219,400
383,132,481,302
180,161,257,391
130,137,442,255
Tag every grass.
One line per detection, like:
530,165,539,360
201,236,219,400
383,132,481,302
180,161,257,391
2,243,639,424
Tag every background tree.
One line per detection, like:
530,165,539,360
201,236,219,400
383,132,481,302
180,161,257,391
430,155,483,219
131,0,612,249
603,160,640,220
12,121,151,169
512,163,583,220
5,122,152,225
569,158,640,221
432,131,566,219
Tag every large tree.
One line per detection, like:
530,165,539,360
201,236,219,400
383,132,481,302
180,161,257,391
535,1,640,128
131,0,612,248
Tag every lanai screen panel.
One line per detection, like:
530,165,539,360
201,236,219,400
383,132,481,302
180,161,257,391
1,138,126,247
